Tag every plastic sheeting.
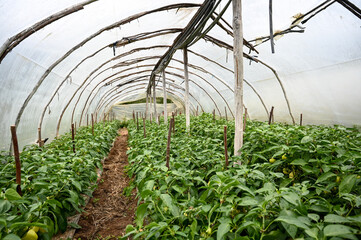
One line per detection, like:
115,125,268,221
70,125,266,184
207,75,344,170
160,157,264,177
0,0,360,151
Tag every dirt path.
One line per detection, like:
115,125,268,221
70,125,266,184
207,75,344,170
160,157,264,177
74,128,137,239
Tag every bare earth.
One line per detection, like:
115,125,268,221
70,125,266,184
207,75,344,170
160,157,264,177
74,128,137,239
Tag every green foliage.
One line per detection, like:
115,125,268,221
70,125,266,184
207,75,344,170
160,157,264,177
0,121,120,238
123,113,361,239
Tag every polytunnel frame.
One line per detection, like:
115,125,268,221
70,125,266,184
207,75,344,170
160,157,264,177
50,31,271,135
13,2,202,134
68,55,236,125
74,62,235,129
7,0,300,152
87,72,222,122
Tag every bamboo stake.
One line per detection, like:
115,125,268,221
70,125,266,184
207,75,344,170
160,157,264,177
10,126,22,196
224,125,229,168
300,113,303,126
71,123,76,153
166,117,174,170
91,113,94,135
183,47,190,132
268,106,274,125
233,0,245,156
143,118,146,138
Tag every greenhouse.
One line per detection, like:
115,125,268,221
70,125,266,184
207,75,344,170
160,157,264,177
0,0,360,239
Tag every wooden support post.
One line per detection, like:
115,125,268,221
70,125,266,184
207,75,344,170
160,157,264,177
300,113,303,126
213,109,216,121
87,114,89,126
95,113,98,123
162,70,168,124
10,126,22,196
91,113,94,135
196,106,199,116
132,110,136,123
269,0,275,53
136,112,139,130
153,79,158,124
268,106,274,125
225,107,228,121
38,127,43,147
172,112,175,133
158,115,160,125
243,108,248,131
183,47,190,132
224,125,229,168
166,117,174,170
143,118,146,138
71,123,76,153
145,93,149,120
233,0,245,156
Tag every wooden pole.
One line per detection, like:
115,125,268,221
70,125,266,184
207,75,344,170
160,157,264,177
143,118,146,138
183,47,190,132
172,112,175,133
243,108,248,131
268,106,274,125
300,113,303,126
224,125,229,168
213,109,216,121
91,113,94,135
158,115,160,125
225,107,228,121
162,70,168,124
10,126,22,196
38,127,43,147
269,0,275,53
233,0,245,156
153,80,158,124
136,112,139,130
196,106,199,116
166,117,174,170
132,110,136,123
71,123,76,153
87,114,89,126
145,93,149,119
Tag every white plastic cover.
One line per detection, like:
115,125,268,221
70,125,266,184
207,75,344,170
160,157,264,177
0,0,360,151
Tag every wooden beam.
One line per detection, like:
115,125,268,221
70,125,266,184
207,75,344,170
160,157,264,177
145,92,149,119
162,70,168,124
0,0,98,64
183,47,190,132
153,78,158,124
232,0,244,156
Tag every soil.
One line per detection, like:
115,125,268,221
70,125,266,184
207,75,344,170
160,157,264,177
74,128,137,239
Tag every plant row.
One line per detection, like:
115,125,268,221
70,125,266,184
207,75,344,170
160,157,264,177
124,113,361,240
0,121,121,240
